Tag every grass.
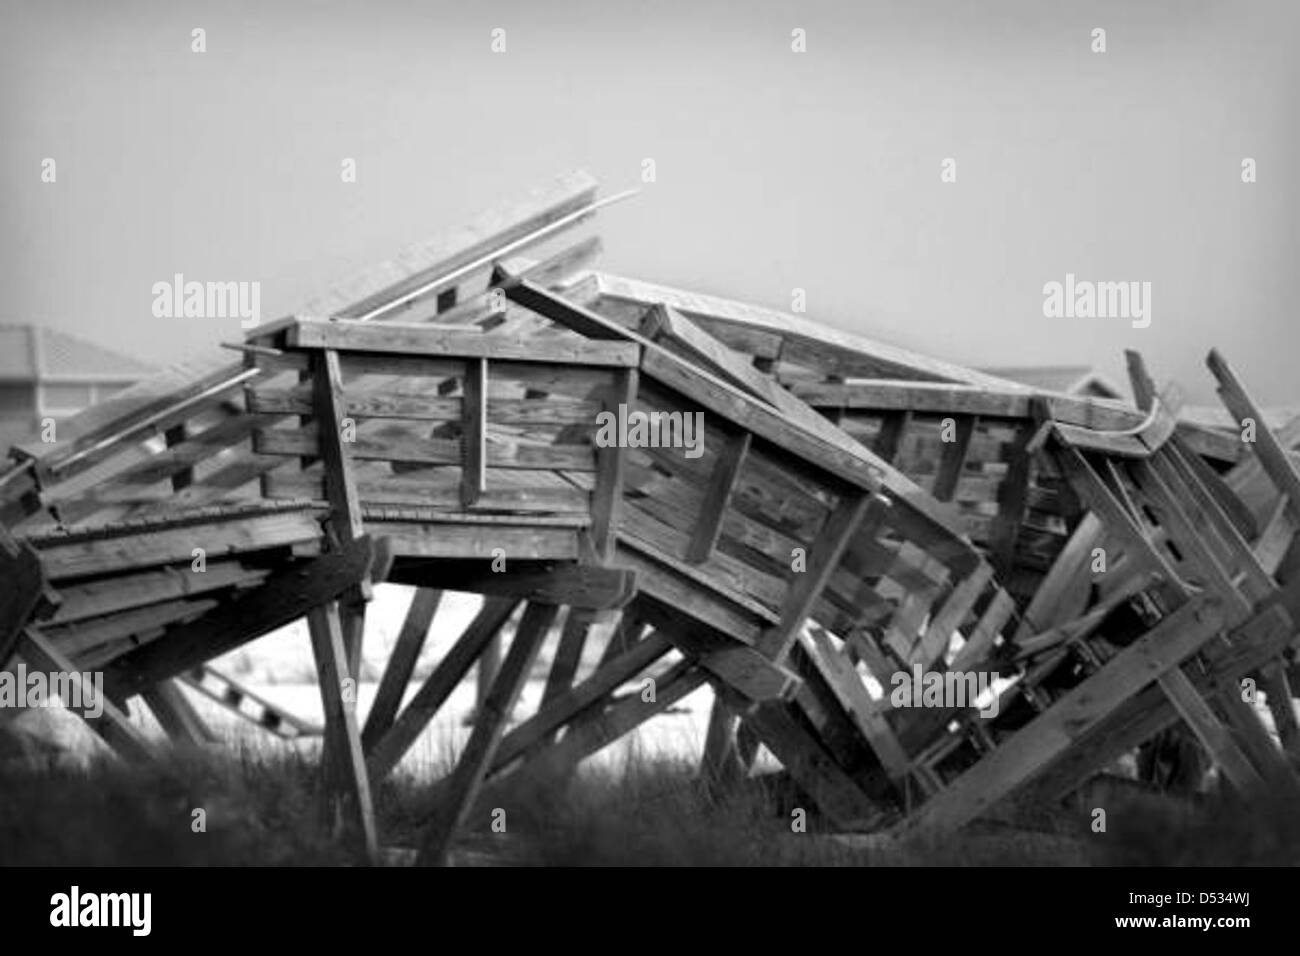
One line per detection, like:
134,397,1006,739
4,742,1299,866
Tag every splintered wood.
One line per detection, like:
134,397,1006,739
1,171,1295,863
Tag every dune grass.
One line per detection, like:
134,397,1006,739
3,741,1298,866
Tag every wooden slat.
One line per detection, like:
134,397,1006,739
1207,349,1300,527
18,629,157,763
687,431,751,564
254,427,597,472
288,318,638,367
590,367,637,560
416,601,559,865
103,536,382,696
366,597,521,780
307,601,378,863
900,597,1226,833
932,415,976,502
360,588,442,749
460,358,487,508
758,493,881,662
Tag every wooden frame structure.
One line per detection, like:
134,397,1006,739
3,170,1297,862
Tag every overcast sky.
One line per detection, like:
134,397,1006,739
2,0,1296,404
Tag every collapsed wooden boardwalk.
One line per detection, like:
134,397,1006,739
3,170,1298,863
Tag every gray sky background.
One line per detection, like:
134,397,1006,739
2,0,1296,403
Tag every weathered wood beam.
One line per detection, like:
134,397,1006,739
758,492,880,663
18,629,157,763
307,601,378,863
141,679,212,747
687,431,751,564
416,601,559,865
898,596,1227,833
360,588,442,750
590,367,637,561
385,560,634,610
104,535,385,697
460,358,487,508
366,597,521,780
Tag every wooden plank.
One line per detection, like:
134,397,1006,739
460,358,487,508
249,388,601,426
288,318,638,367
366,597,521,780
307,601,378,863
0,533,47,667
302,169,599,319
911,562,994,668
490,630,674,773
987,423,1033,577
35,510,323,581
801,628,910,781
142,679,212,747
932,415,976,502
758,493,881,662
104,535,384,696
416,601,559,865
18,629,157,763
360,588,442,750
518,661,707,783
1156,667,1263,795
740,694,879,828
899,596,1226,833
385,560,633,610
590,367,637,560
49,562,266,626
254,427,597,472
263,470,590,514
538,607,595,744
1207,349,1300,527
687,431,751,564
381,522,581,561
1012,512,1103,644
639,303,786,408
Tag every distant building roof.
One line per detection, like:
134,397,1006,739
979,365,1126,400
0,324,156,382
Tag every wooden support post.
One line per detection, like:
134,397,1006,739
490,630,673,776
416,601,559,866
699,692,744,786
1207,349,1300,528
687,431,751,564
590,367,637,561
758,492,879,663
1156,668,1263,796
899,597,1226,833
538,608,594,744
361,588,442,749
307,602,378,863
104,536,383,697
872,411,911,463
367,597,520,780
18,629,156,763
164,423,193,491
518,660,706,784
740,694,879,828
142,679,212,747
932,415,976,503
460,357,487,508
988,422,1032,578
